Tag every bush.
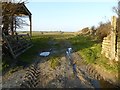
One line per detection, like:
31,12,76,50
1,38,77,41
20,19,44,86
96,22,111,41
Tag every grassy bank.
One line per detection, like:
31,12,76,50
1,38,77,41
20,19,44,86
68,35,118,73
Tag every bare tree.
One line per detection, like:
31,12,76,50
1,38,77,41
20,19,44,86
96,21,111,41
2,0,30,58
2,0,28,35
113,1,120,35
91,26,96,30
117,1,120,36
112,0,120,17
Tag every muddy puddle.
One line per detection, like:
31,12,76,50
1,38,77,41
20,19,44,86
66,48,120,88
89,76,119,88
99,79,118,88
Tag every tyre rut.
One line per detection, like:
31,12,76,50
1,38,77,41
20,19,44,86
20,61,40,88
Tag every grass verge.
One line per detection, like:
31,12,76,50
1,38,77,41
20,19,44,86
50,57,61,69
69,35,119,73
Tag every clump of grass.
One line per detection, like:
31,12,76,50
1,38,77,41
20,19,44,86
79,44,101,64
50,57,61,69
82,48,96,63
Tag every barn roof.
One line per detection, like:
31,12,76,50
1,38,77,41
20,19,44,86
2,2,32,16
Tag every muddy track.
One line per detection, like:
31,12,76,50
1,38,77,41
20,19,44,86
71,52,120,88
86,64,120,88
19,40,71,88
18,52,119,88
17,39,117,88
20,61,40,88
86,65,103,80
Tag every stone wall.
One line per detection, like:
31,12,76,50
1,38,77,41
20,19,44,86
101,35,111,59
101,16,119,61
116,0,120,61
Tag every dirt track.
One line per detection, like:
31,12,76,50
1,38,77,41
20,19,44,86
2,39,119,88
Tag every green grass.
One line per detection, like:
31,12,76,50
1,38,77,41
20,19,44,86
80,44,101,64
68,35,101,64
50,57,61,69
96,55,118,73
68,35,96,51
18,37,50,63
69,35,119,73
2,33,74,72
18,33,74,64
2,32,119,73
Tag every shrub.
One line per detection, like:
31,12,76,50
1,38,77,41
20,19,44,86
96,22,111,41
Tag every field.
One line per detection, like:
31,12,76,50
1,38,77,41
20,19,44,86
2,31,119,74
2,31,120,88
2,32,74,72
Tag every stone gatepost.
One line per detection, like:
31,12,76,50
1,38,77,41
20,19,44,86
117,1,120,85
117,18,120,62
118,1,120,62
118,17,120,86
111,16,117,60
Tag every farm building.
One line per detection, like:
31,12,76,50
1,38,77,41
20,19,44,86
2,2,33,59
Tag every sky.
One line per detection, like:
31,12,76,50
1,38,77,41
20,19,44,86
20,0,118,32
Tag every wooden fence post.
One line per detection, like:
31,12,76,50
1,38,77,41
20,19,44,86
29,15,32,37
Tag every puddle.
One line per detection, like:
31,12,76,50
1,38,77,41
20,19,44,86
67,48,72,53
90,79,101,88
99,79,119,88
40,52,50,57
